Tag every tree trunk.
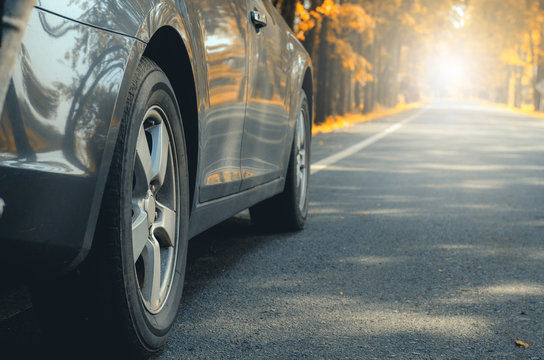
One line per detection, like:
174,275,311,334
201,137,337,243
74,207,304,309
363,41,377,114
271,0,297,29
514,66,522,108
315,17,332,124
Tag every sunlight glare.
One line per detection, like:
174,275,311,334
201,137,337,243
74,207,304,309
426,51,472,97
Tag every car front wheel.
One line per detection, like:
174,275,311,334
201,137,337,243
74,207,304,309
32,57,189,358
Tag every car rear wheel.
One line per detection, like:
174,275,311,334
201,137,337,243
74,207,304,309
249,89,311,231
32,58,189,358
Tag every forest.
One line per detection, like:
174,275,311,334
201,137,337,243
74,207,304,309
271,0,544,124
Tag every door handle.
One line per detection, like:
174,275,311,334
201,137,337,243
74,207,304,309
250,10,267,30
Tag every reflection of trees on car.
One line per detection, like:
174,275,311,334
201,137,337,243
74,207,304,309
39,10,129,173
2,9,131,174
0,0,36,111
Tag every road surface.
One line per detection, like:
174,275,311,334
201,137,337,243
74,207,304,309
2,100,544,359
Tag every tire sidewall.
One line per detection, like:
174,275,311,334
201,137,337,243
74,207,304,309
119,63,189,350
289,90,311,227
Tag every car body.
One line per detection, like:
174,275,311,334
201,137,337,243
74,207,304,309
0,0,313,275
0,0,312,355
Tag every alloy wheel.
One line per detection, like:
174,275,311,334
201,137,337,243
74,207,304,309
295,106,308,212
131,105,179,314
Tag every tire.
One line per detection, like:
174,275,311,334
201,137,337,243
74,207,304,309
250,89,311,231
32,58,189,358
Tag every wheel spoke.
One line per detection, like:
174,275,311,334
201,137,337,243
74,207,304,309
141,237,162,310
150,122,169,186
297,114,304,149
299,149,306,169
299,166,307,209
132,208,149,261
154,201,177,248
135,128,153,194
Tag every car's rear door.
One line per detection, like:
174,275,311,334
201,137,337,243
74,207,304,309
240,0,291,191
195,0,250,202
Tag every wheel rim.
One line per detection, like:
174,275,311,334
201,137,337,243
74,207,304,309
295,105,308,212
131,105,179,314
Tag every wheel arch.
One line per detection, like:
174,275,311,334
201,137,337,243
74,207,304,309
142,26,199,208
70,20,201,272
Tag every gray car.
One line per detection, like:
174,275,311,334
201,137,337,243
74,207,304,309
0,0,313,356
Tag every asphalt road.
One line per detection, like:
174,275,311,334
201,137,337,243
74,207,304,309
2,100,544,359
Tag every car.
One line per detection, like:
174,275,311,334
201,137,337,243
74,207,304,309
0,0,313,356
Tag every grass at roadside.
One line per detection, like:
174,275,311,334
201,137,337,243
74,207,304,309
312,100,427,135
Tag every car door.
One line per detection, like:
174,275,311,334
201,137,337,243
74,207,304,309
240,0,291,191
195,0,250,202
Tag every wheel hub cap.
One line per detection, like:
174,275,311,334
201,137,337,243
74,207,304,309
143,190,156,227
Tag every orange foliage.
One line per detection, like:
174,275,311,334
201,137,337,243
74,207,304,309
316,0,339,18
312,101,427,135
500,49,526,66
341,5,375,34
295,3,314,40
295,0,375,86
331,38,373,84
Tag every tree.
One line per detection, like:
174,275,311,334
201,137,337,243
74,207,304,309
271,0,536,125
272,0,298,29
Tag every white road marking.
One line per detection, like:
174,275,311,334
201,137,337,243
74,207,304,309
311,107,427,175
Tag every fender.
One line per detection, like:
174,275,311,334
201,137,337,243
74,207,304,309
68,1,206,270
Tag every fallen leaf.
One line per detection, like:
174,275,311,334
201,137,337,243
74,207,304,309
515,338,530,348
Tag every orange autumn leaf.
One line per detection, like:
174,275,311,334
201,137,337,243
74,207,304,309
515,338,530,348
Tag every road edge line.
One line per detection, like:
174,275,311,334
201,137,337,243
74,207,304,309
310,107,427,175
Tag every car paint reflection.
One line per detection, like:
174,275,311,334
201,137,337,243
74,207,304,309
0,9,132,175
36,0,146,39
241,2,296,190
196,0,247,202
